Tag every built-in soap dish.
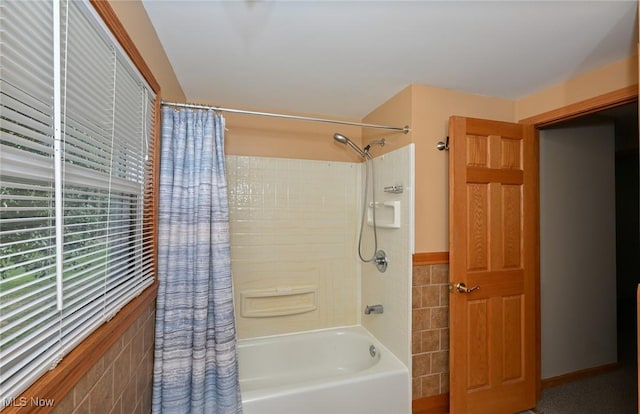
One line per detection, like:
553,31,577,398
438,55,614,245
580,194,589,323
367,201,401,228
240,286,317,318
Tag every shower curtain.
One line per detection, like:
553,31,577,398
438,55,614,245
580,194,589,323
152,107,242,413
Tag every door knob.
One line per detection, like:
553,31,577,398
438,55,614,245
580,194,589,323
454,282,479,294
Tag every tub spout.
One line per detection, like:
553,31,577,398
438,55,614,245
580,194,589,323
364,304,383,315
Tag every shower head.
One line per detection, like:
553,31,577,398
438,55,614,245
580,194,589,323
333,133,368,159
333,133,349,145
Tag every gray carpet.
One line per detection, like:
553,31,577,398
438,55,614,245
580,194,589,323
535,366,636,414
533,335,637,414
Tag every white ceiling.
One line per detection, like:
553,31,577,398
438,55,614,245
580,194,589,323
142,0,638,119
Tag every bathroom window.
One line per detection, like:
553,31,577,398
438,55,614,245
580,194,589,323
0,0,156,401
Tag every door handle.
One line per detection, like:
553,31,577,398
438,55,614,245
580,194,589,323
454,282,479,294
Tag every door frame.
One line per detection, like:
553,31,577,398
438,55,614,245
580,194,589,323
519,84,638,398
519,85,637,127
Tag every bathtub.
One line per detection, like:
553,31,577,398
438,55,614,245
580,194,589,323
237,325,410,414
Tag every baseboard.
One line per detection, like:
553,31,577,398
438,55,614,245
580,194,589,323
412,393,449,414
541,362,620,389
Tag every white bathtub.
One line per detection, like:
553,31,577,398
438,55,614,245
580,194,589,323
237,325,410,414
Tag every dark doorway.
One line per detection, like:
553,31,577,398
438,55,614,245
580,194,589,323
536,101,638,413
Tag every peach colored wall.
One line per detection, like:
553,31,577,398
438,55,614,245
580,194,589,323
108,0,185,102
515,55,638,121
217,67,638,254
224,110,363,162
408,84,515,253
362,84,515,252
362,85,414,156
367,62,638,253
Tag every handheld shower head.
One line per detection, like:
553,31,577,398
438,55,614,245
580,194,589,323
333,133,368,159
333,133,349,144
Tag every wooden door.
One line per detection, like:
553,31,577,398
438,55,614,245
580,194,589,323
449,116,538,413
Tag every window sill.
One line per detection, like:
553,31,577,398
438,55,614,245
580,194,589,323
4,282,158,414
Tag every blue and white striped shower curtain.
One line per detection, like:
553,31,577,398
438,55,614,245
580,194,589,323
152,107,242,413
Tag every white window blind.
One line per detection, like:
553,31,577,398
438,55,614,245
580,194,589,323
0,0,155,402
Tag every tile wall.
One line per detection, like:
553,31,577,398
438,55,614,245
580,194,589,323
226,155,360,339
412,263,450,399
51,301,156,414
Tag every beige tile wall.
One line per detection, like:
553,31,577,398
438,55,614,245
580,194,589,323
412,263,450,399
51,301,156,414
227,155,360,339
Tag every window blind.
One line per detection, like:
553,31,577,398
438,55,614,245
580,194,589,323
0,0,155,401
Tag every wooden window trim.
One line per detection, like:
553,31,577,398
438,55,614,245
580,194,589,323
90,0,161,94
6,2,161,411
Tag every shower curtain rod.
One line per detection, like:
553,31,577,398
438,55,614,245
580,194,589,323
161,101,410,134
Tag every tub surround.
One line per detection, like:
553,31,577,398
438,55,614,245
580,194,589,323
227,145,415,412
361,144,415,370
227,155,360,339
227,146,415,361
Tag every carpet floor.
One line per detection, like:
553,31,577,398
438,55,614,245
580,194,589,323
535,366,636,413
534,334,637,414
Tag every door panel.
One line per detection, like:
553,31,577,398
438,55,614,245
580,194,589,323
449,116,537,413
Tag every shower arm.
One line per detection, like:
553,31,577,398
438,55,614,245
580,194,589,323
364,139,386,155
